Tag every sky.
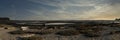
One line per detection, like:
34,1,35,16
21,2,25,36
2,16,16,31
0,0,120,20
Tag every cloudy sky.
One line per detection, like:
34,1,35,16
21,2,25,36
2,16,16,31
0,0,120,20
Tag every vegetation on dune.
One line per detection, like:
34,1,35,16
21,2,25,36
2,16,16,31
35,30,54,35
17,36,43,40
8,29,54,35
109,31,120,35
7,20,120,38
77,26,105,37
8,30,25,34
55,30,80,36
82,30,101,37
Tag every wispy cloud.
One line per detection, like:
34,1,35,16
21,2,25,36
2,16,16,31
0,0,120,20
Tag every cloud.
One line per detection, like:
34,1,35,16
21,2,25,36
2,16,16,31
1,0,120,20
83,2,120,20
25,0,96,20
19,0,120,20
